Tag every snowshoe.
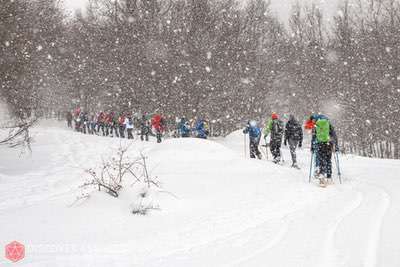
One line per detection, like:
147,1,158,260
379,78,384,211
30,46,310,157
313,169,322,179
319,178,327,188
291,163,300,169
272,156,282,164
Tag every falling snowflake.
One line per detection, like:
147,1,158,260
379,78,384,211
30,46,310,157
241,78,250,84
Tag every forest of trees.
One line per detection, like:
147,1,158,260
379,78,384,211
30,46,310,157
1,0,399,158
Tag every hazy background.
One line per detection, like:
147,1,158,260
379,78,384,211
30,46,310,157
63,0,341,25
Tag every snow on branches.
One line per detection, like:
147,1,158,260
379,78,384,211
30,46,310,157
77,143,163,215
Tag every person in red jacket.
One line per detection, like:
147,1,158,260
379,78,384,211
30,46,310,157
151,114,166,143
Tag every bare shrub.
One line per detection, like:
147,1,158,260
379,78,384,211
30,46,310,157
82,144,160,198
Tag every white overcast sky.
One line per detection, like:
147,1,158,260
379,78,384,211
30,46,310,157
63,0,340,25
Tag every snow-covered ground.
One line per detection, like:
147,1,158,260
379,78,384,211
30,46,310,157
0,121,399,266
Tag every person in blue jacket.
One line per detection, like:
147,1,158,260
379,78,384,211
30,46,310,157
195,119,209,139
178,117,191,138
243,120,262,159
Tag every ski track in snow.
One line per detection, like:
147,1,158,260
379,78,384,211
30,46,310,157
363,184,391,267
318,189,363,267
332,180,391,267
0,121,398,266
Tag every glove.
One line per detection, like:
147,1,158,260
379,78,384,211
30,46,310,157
298,142,302,148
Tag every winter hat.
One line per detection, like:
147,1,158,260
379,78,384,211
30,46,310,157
271,113,278,120
249,120,257,127
304,119,315,130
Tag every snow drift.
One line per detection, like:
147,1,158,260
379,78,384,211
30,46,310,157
0,121,399,266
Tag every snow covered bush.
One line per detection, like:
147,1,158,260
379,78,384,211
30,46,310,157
130,187,160,215
78,144,162,214
0,102,37,150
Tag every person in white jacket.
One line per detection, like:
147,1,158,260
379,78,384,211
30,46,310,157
125,116,134,139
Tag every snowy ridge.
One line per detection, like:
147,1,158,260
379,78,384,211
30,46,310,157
0,121,399,266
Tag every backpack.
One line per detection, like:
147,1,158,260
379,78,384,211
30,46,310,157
272,120,284,138
152,115,161,126
248,126,261,139
316,119,330,143
288,121,302,140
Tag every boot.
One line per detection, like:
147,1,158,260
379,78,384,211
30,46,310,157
319,178,327,188
291,162,300,169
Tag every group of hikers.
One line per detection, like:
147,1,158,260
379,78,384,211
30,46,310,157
243,113,339,187
66,108,210,143
66,108,339,187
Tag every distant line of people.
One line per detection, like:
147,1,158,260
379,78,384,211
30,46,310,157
66,108,211,143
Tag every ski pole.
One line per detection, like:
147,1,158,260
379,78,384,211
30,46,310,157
259,144,267,159
309,151,314,183
335,152,342,184
244,134,247,158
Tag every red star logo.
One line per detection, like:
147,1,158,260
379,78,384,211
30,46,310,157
5,241,25,262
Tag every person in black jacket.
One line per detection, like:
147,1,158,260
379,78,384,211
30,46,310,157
264,113,284,163
66,111,73,128
140,114,150,141
284,114,303,168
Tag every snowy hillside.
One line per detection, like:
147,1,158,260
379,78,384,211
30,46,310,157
0,121,399,266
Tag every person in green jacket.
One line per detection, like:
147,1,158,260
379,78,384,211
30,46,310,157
264,113,284,163
310,114,339,186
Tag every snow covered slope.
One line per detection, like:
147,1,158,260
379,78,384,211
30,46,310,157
0,121,399,266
